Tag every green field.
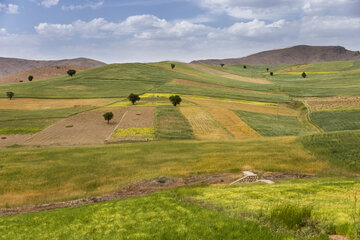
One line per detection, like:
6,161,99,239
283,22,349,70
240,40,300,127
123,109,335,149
311,110,360,131
234,110,308,136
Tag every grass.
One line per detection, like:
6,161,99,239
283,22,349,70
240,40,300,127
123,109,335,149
177,178,360,238
300,130,360,172
0,137,334,207
0,119,58,134
234,110,308,136
208,64,291,78
295,61,360,72
154,105,194,139
112,126,155,139
0,192,305,240
310,110,360,131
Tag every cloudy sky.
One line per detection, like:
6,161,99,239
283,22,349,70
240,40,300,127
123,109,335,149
0,0,359,63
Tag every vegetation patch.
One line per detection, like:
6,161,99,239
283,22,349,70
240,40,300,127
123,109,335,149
0,128,42,135
234,110,308,136
112,126,155,139
310,110,360,131
154,105,194,139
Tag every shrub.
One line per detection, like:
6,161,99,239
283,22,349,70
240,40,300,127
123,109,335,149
67,69,76,77
6,91,14,100
302,72,307,78
171,64,176,69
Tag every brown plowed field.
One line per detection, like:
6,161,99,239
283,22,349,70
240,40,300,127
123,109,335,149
110,107,154,141
24,108,126,146
299,96,360,111
0,98,119,110
187,63,271,84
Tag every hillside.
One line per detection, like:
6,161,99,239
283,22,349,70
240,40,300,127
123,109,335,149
192,45,360,65
0,57,105,77
0,65,92,85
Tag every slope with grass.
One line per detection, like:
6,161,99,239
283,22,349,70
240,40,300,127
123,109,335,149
310,109,360,132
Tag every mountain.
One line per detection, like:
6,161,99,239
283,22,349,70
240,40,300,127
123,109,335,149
191,45,360,65
0,57,106,77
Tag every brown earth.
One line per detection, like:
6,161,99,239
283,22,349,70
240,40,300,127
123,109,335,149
173,79,280,95
0,134,32,147
0,171,315,217
0,65,91,85
187,63,271,84
24,108,126,146
192,45,360,65
0,57,105,77
298,96,360,111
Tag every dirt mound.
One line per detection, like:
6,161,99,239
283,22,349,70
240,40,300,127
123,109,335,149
0,171,314,217
192,45,360,65
0,57,105,77
0,65,91,85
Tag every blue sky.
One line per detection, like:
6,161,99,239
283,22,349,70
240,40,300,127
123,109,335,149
0,0,359,63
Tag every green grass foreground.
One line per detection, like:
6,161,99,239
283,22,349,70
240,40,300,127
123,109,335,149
0,192,315,240
0,137,333,207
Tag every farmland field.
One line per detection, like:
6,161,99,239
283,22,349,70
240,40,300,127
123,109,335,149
310,110,360,131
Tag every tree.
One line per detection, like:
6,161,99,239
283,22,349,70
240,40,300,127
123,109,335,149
103,112,114,124
243,65,247,69
128,93,140,105
171,64,176,69
67,69,76,77
270,72,274,76
6,92,14,100
266,68,269,72
28,75,33,81
302,72,307,78
169,95,182,106
220,64,225,67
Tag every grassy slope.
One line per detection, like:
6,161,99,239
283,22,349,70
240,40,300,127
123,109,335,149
311,110,360,131
179,178,360,238
208,64,291,78
234,110,308,136
0,137,333,207
300,130,360,172
154,105,194,139
296,61,360,72
0,192,304,240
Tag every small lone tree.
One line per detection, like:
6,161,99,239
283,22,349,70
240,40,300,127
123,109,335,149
266,68,269,72
67,69,76,77
28,75,33,81
243,65,247,69
171,64,176,69
270,72,274,76
169,95,182,106
220,64,225,67
302,72,307,78
103,112,114,124
128,93,140,105
6,91,14,100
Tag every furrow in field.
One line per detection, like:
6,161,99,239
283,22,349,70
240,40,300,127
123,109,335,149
180,106,232,140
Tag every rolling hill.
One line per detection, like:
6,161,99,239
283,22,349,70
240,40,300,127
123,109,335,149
192,45,360,65
0,57,105,77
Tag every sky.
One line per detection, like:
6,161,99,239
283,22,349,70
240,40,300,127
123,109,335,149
0,0,359,63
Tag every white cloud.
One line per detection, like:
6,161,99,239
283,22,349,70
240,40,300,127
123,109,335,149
61,1,104,11
0,3,19,14
41,0,60,8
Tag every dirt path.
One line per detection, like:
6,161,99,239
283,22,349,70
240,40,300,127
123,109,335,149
0,172,315,217
24,108,127,146
187,63,271,84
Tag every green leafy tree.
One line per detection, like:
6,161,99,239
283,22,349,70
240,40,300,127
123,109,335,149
128,93,140,105
302,72,307,78
169,95,182,106
28,75,33,81
220,64,225,67
67,69,76,77
171,64,176,69
270,72,274,76
6,91,14,100
266,68,269,72
103,112,114,124
243,65,247,69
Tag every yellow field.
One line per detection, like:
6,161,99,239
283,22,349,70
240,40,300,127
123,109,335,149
112,126,155,139
180,106,231,140
0,98,119,110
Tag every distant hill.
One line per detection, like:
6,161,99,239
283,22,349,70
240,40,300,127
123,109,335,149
0,57,105,77
0,65,92,85
191,45,360,65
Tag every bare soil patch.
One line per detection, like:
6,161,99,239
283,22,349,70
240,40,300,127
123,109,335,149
0,65,90,85
299,96,360,111
0,171,314,217
0,98,118,110
24,108,126,146
0,134,32,147
174,79,279,95
187,63,271,84
277,64,309,72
